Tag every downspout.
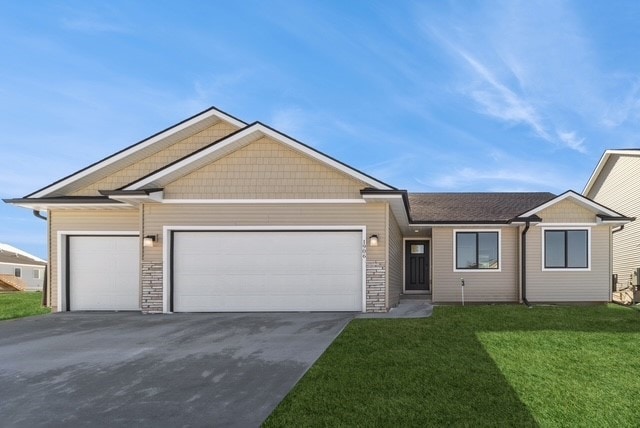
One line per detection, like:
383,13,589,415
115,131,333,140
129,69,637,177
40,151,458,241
521,221,532,308
33,210,47,221
32,210,48,307
611,225,624,300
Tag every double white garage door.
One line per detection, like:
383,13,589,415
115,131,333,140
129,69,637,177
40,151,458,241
68,231,363,312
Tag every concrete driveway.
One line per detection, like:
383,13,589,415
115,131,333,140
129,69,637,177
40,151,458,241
0,312,353,427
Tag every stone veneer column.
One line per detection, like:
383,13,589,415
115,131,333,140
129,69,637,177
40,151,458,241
141,261,163,314
366,260,386,312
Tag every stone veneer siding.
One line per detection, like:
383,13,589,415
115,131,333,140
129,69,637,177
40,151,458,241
141,261,163,314
141,260,386,313
366,260,386,312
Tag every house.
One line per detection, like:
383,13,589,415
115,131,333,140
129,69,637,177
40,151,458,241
0,243,47,291
583,149,640,294
4,107,632,313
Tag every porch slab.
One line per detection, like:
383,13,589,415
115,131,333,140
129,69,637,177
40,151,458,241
357,297,433,319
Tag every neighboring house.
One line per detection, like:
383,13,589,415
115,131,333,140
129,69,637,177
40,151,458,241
583,149,640,292
3,107,632,313
0,243,47,291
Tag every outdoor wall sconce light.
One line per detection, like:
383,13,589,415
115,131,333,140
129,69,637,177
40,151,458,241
369,234,379,246
143,235,157,247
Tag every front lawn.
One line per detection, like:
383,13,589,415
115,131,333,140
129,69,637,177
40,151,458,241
0,292,50,321
265,305,640,427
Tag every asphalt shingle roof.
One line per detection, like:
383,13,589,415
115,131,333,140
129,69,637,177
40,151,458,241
407,192,557,223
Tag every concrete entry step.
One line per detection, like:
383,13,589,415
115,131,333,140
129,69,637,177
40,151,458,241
357,297,433,319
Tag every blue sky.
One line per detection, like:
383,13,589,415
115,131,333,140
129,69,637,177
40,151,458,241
2,0,640,259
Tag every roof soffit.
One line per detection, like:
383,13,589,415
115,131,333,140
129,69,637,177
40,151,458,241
26,107,246,199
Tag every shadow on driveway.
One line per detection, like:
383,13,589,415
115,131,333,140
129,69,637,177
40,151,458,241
0,312,353,427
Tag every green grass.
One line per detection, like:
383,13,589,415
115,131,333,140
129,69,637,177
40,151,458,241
265,305,640,427
0,292,50,321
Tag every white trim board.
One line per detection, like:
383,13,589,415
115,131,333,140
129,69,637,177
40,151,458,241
126,123,393,191
0,261,46,268
29,108,245,198
56,231,139,312
161,199,367,204
583,149,640,195
520,191,621,218
162,225,368,314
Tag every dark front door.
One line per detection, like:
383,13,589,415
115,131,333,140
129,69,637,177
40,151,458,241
405,240,429,292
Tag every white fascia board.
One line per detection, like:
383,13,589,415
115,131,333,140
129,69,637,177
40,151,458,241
9,202,128,210
583,150,640,196
520,192,622,218
125,125,261,189
0,261,47,267
30,109,243,199
420,223,517,228
126,123,394,191
105,190,164,206
582,151,610,196
161,199,365,204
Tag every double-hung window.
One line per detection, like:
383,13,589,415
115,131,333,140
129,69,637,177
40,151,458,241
543,229,589,269
455,231,500,270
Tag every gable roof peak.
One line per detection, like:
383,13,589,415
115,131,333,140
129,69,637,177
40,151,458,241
122,120,396,192
583,148,640,196
25,106,247,199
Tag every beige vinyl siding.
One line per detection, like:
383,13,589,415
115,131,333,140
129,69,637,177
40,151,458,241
163,137,366,199
537,199,596,223
48,209,140,310
587,154,640,288
431,226,519,303
525,225,610,302
142,202,386,262
387,208,403,307
70,122,239,196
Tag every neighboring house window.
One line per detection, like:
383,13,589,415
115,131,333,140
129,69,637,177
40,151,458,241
454,231,500,270
14,267,21,278
544,229,589,269
33,269,41,279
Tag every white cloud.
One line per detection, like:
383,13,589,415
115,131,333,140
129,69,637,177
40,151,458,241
602,78,640,128
419,2,610,154
556,130,587,153
456,49,550,140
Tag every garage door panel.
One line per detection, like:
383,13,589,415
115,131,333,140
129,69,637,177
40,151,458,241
175,293,361,313
69,236,140,311
176,273,360,296
173,231,362,312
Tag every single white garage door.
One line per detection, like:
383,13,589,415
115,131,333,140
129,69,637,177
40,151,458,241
68,236,140,311
172,231,363,312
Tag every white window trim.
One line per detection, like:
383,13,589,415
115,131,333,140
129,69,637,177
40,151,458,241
541,226,591,272
14,267,22,278
162,225,368,314
453,229,502,273
33,269,41,279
